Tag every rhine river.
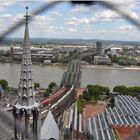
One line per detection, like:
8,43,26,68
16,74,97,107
0,63,140,90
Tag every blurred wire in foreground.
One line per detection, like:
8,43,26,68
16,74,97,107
99,1,140,29
0,1,140,42
0,1,61,41
0,0,140,130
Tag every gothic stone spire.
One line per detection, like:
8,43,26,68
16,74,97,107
18,6,35,106
13,7,40,140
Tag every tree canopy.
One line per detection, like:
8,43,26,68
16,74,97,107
48,82,57,91
113,85,127,95
83,84,110,101
44,82,57,97
0,79,8,90
34,82,40,89
113,85,140,96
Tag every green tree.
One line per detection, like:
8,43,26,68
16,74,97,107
0,79,8,90
44,82,57,97
83,91,91,101
77,99,84,113
34,82,40,89
111,55,119,63
113,85,127,95
48,82,57,91
84,84,110,101
127,86,140,96
88,84,106,97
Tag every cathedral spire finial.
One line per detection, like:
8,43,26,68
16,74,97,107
25,6,30,24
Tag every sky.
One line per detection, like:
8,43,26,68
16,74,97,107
0,0,140,41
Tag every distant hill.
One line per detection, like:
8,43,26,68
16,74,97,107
1,38,140,46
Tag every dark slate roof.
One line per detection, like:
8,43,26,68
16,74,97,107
106,95,140,127
87,112,116,140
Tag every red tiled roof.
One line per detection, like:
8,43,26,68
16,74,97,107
113,125,140,140
83,104,106,120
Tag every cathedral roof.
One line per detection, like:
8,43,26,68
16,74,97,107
40,110,59,139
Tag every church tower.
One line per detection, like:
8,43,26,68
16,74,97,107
12,7,40,140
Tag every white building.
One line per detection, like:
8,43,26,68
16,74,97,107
110,47,123,56
94,54,111,65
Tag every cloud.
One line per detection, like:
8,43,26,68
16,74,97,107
49,11,63,17
65,17,95,26
79,17,95,24
65,9,123,26
0,12,55,37
32,15,53,27
56,26,64,31
68,28,77,33
12,13,24,22
95,10,121,22
0,13,12,18
67,9,138,26
0,0,16,12
118,25,136,31
70,0,139,22
65,17,77,25
0,0,140,40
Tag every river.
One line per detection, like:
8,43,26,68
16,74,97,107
0,63,140,89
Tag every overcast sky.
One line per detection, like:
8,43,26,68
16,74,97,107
1,0,140,41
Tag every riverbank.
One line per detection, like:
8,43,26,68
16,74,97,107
1,60,67,66
82,64,140,70
5,61,140,70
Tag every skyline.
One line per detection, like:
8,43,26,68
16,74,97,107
1,0,140,41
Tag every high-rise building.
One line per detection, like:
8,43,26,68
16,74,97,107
12,7,40,140
94,42,111,65
96,41,102,55
10,47,14,61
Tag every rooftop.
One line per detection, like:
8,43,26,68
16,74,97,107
40,110,59,140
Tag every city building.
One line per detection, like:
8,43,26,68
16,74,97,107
96,42,102,55
94,42,111,65
94,54,111,65
110,47,123,56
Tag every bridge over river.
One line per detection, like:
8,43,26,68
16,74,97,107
40,59,81,119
